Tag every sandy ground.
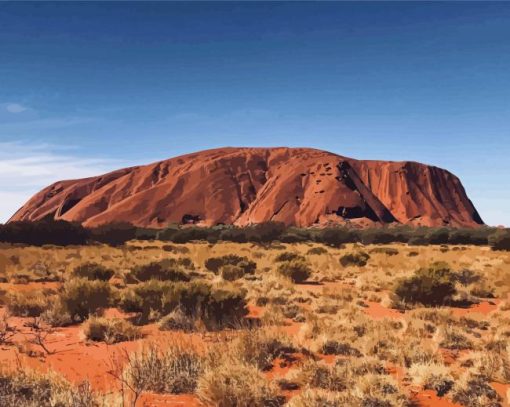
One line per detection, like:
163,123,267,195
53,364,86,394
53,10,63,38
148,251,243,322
1,242,510,406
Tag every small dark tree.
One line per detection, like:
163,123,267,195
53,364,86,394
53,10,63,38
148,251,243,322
448,228,490,245
316,228,359,247
394,262,456,306
340,251,370,267
61,279,112,321
488,229,510,251
218,228,248,243
0,220,88,246
274,252,305,262
72,263,115,281
171,228,214,243
277,259,312,283
126,259,191,283
204,254,256,275
88,222,137,246
425,228,450,245
120,280,248,328
246,222,286,242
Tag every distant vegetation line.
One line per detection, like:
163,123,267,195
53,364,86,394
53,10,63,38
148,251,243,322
0,220,509,250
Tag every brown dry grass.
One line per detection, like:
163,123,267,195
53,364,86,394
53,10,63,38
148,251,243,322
0,240,509,406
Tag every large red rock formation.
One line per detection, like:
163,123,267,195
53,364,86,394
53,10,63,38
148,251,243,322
8,147,483,228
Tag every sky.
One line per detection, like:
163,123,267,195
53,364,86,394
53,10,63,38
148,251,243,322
0,2,509,225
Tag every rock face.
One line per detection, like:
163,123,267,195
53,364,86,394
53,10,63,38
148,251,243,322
9,147,484,228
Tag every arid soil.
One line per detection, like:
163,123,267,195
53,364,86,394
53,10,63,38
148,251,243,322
10,147,483,228
1,241,509,406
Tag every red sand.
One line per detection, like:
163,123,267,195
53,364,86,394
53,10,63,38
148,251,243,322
414,390,462,407
364,301,404,320
0,312,206,395
246,304,264,318
492,382,510,406
439,349,470,366
138,393,204,407
451,300,500,317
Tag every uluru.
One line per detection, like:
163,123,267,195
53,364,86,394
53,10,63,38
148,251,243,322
9,147,484,229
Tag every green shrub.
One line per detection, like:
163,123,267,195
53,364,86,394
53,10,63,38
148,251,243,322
488,229,510,251
274,252,305,262
221,265,246,281
280,232,309,243
160,227,213,243
306,247,328,255
277,259,312,283
448,228,490,245
6,290,50,317
425,228,450,245
245,222,286,243
232,329,295,371
162,281,212,319
88,221,137,246
204,255,256,275
360,227,411,244
162,244,190,254
369,247,398,256
218,228,248,243
316,228,359,247
60,278,112,321
0,220,88,246
408,236,428,246
469,284,495,299
321,340,362,356
120,280,173,318
126,259,192,283
394,262,456,306
120,280,248,328
202,286,249,328
456,268,480,286
339,251,370,267
135,228,159,240
72,262,114,281
83,316,141,344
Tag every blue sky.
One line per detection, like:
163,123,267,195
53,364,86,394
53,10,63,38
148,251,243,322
1,2,509,225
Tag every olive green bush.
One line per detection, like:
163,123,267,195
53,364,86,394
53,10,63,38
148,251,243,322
394,262,456,306
204,255,256,275
125,258,192,283
72,262,114,281
60,278,112,321
6,290,50,317
120,280,248,328
277,259,312,283
339,251,370,267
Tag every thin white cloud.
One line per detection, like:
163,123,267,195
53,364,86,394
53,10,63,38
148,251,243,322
0,117,94,132
5,103,28,114
0,141,122,223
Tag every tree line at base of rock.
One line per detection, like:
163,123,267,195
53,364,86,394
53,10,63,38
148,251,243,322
0,220,509,250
